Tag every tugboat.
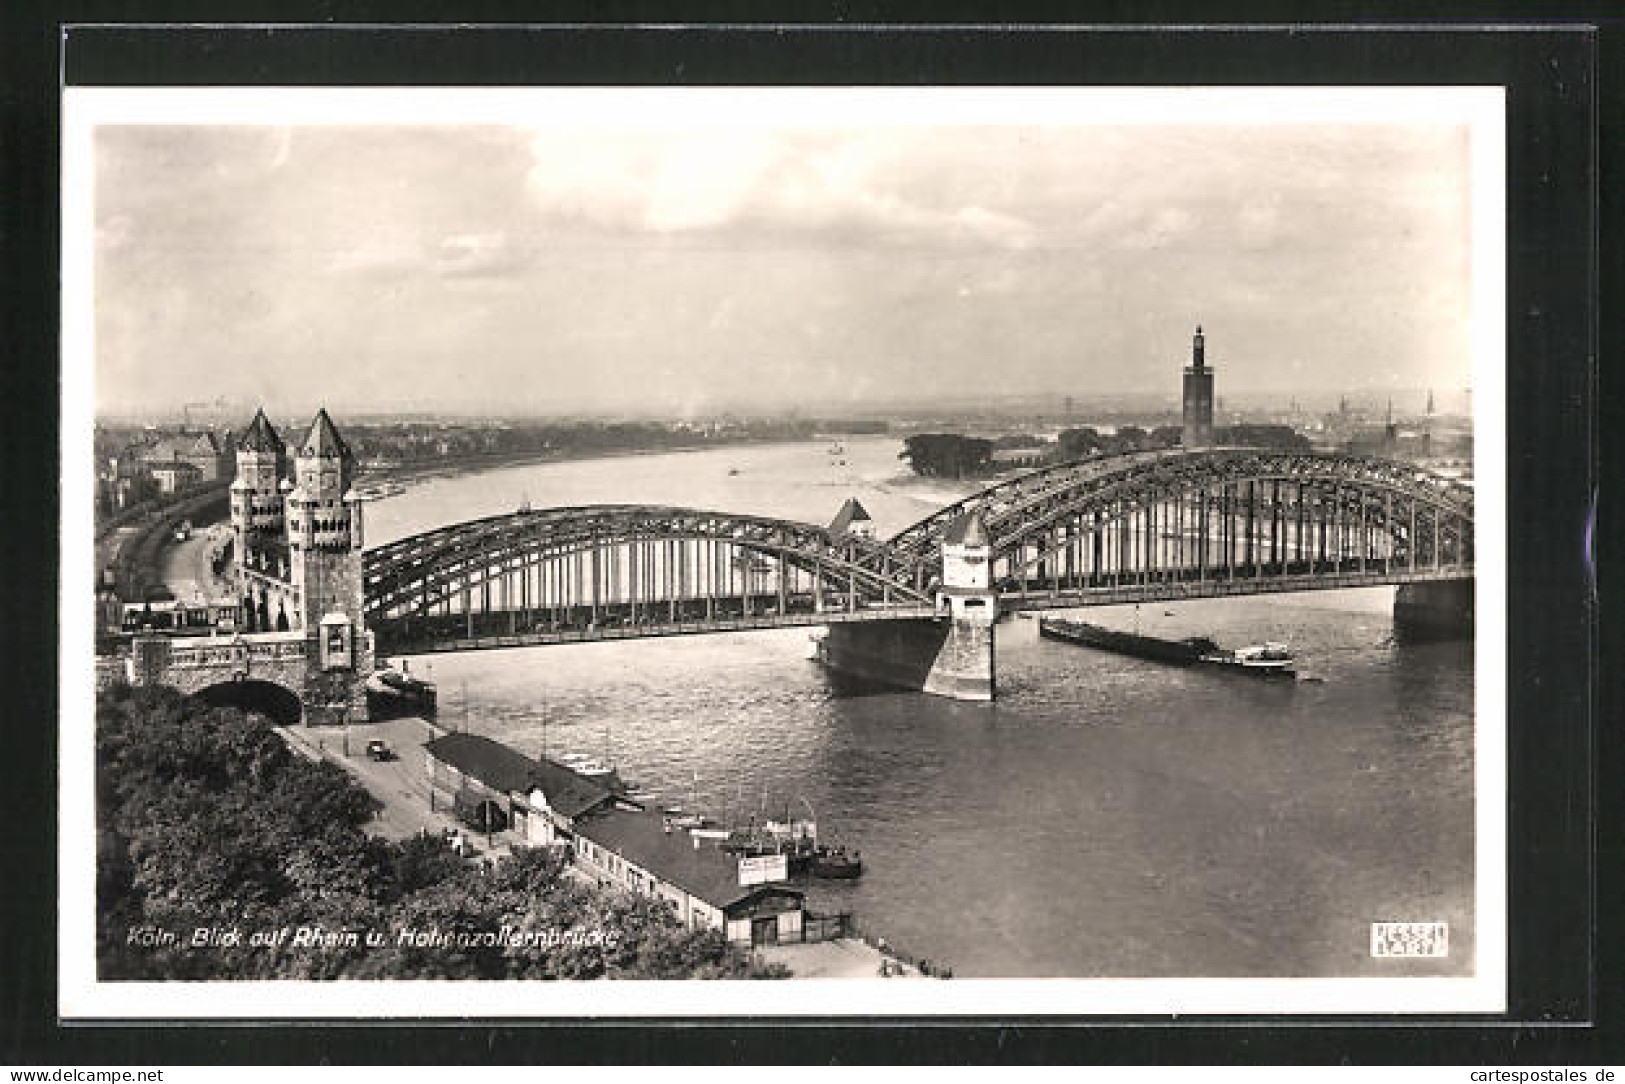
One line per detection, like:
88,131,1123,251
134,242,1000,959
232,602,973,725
366,662,438,717
1199,641,1296,677
811,844,863,880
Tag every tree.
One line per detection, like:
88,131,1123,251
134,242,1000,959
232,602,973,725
898,434,994,479
96,686,787,981
1056,427,1107,458
1217,424,1312,452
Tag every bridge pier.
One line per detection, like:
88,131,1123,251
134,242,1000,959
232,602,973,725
1393,579,1474,640
813,508,1000,702
814,613,996,701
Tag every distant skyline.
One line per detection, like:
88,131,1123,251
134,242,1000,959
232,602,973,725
85,89,1490,418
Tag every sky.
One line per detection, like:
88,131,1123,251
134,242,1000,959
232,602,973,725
89,94,1482,418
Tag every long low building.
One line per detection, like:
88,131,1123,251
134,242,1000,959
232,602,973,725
573,807,807,946
422,732,810,946
423,731,626,843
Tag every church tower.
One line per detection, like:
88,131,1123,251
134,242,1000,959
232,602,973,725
286,408,373,703
1182,325,1215,448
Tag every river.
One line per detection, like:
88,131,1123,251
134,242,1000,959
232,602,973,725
365,437,1475,979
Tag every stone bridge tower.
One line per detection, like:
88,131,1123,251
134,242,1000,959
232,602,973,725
129,408,373,725
286,408,374,721
230,408,292,630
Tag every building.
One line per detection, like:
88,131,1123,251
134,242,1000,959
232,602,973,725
573,808,809,945
422,731,812,945
1181,325,1215,448
148,458,202,495
141,430,233,484
422,731,627,843
989,447,1046,470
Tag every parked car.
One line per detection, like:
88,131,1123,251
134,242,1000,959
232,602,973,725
366,739,393,762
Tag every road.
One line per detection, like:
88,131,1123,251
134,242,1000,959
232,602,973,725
274,715,521,857
160,523,234,603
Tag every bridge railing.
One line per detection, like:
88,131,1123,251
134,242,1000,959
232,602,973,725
372,602,939,654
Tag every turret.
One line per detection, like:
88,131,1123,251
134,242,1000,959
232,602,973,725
287,407,357,557
828,497,875,541
941,510,992,590
285,409,367,660
230,408,288,561
936,509,998,631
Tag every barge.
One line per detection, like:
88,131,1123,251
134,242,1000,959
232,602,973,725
1039,617,1295,678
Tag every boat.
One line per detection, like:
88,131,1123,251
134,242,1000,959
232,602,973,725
558,751,615,777
1199,641,1296,677
366,664,438,716
811,845,863,880
1038,617,1218,664
1039,617,1294,679
662,812,714,830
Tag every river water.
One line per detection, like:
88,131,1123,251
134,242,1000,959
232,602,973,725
367,438,1475,978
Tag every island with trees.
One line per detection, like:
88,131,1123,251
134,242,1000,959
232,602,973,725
900,424,1312,480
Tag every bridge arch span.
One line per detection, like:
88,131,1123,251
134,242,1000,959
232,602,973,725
362,504,935,641
889,447,1473,566
894,447,1474,595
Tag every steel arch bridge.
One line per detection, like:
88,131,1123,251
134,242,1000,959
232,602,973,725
361,448,1473,655
363,504,940,654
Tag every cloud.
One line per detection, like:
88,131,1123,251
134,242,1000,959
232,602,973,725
523,127,1036,249
324,237,423,275
434,232,518,278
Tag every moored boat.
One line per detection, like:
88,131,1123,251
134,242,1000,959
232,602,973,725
812,845,863,879
558,751,616,777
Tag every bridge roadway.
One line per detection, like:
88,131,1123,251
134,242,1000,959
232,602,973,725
370,562,1470,657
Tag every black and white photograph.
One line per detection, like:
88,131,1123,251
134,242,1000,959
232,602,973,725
60,83,1507,1019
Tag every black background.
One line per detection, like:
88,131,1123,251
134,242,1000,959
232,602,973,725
2,3,1617,1066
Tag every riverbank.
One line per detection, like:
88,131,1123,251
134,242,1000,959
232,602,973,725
362,436,833,491
277,711,937,978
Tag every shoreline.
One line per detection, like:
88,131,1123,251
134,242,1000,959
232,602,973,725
361,436,840,491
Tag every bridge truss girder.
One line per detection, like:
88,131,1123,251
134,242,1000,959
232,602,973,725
890,447,1473,558
363,504,934,622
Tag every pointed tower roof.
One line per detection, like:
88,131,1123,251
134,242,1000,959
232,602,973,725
943,509,991,547
828,497,874,536
299,407,351,459
237,408,286,454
